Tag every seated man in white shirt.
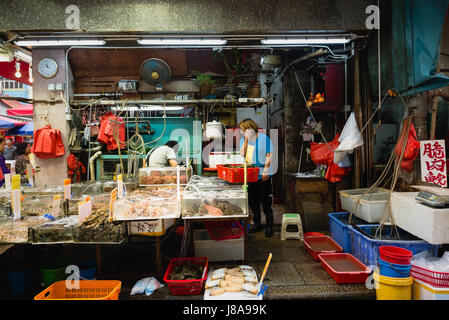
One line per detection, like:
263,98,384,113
148,140,179,167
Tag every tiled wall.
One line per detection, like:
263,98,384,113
32,49,69,186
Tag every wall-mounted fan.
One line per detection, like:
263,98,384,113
139,58,171,89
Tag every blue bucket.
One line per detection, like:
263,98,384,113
6,270,32,295
77,260,97,280
379,258,411,278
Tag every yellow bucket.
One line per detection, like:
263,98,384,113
373,272,413,300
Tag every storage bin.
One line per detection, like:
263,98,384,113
318,253,372,284
328,212,370,253
349,224,439,268
410,264,449,288
379,258,411,278
303,236,343,261
163,257,208,295
193,229,244,262
34,280,121,300
339,188,389,223
217,165,259,183
373,272,413,300
412,277,449,300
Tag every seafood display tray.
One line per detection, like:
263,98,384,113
183,214,249,220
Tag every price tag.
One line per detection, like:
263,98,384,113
117,174,124,199
78,196,92,223
64,178,71,200
26,163,34,187
11,174,21,220
52,195,62,218
109,187,117,221
4,174,11,190
129,220,165,236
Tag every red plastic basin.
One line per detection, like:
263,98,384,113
318,253,372,284
303,236,343,261
304,232,325,238
379,246,413,265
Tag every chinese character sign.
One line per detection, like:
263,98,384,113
420,140,447,187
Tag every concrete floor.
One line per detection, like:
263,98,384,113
117,204,376,300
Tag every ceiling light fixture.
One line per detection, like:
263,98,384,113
14,39,106,47
261,37,351,45
111,105,185,111
137,38,227,46
14,50,32,63
14,60,21,78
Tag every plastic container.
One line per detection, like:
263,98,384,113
40,257,73,288
379,246,413,265
138,167,190,186
34,280,121,300
182,189,248,219
203,221,243,241
410,264,449,288
349,224,439,267
412,277,449,300
339,188,389,223
163,257,208,295
328,212,370,253
373,272,413,300
304,232,325,238
77,260,97,280
217,165,259,183
379,258,411,278
303,236,343,261
6,270,32,295
318,253,372,284
193,229,244,262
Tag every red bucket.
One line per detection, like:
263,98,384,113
379,246,413,265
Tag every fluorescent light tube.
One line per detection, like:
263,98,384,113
138,38,226,46
261,38,350,45
14,50,32,63
14,39,106,46
111,106,185,111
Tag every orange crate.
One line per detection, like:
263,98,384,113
34,280,121,300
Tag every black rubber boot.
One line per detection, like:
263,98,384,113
265,216,274,238
249,224,263,233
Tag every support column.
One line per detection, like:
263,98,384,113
32,49,69,186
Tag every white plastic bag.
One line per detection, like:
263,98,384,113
334,112,364,164
130,277,164,296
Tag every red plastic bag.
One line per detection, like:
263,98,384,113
325,163,351,183
395,119,420,172
310,135,340,165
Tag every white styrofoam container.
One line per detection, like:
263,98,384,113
193,229,244,262
390,192,449,245
412,278,449,300
339,188,389,223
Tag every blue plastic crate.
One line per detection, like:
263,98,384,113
328,212,370,253
349,224,440,268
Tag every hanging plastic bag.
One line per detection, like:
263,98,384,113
333,112,364,164
337,154,352,168
395,119,420,172
310,135,340,165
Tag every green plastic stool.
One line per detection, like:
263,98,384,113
281,213,303,240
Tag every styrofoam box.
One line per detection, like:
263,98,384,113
390,192,449,245
413,278,449,300
193,229,244,262
339,188,389,223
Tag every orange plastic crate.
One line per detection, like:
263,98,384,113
34,280,121,300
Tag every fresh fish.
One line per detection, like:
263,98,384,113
242,283,258,295
202,201,224,216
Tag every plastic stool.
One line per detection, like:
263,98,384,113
281,213,303,241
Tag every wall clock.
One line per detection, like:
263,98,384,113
37,57,59,79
